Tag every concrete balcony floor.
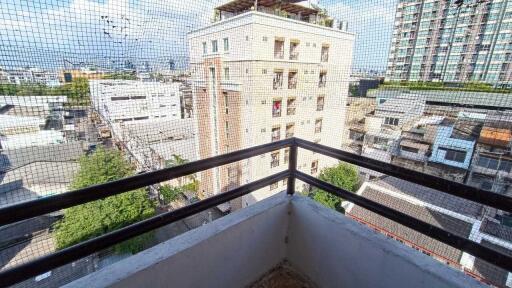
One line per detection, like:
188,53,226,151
64,194,485,288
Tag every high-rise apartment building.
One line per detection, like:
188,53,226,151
188,0,354,209
386,0,512,85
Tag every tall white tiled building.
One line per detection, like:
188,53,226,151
386,0,512,85
188,0,354,209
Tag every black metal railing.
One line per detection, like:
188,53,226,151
0,138,511,287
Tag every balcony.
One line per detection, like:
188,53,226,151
288,71,297,89
321,46,329,62
272,100,282,117
317,96,325,111
273,72,283,90
274,40,284,59
290,42,299,60
0,139,511,288
285,123,294,139
318,72,327,88
287,98,296,116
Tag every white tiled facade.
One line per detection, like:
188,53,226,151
90,80,182,123
188,11,354,208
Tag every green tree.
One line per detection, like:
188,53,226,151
309,162,359,213
67,77,90,101
54,147,155,254
159,185,184,204
349,83,360,97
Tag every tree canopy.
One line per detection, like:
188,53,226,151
309,162,359,213
0,77,91,104
54,147,155,254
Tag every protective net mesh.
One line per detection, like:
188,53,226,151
0,0,511,287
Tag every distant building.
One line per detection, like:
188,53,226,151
386,0,512,86
60,69,107,83
467,111,512,197
90,80,183,124
0,68,60,86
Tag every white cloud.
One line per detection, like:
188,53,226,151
0,0,220,68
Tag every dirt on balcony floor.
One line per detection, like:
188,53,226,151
248,261,317,288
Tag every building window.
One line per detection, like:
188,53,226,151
477,156,499,170
224,67,230,80
440,148,466,163
321,45,329,62
401,146,419,154
212,40,218,53
228,167,238,186
225,121,229,137
202,42,207,54
287,98,296,115
317,95,324,111
284,148,290,164
349,130,364,141
288,71,297,89
224,92,229,114
311,160,318,174
271,126,281,142
499,160,512,173
274,38,284,59
318,71,327,88
290,41,299,60
384,117,399,126
273,70,283,89
272,99,282,117
315,118,322,133
270,182,278,190
271,151,280,168
286,123,295,138
223,38,229,51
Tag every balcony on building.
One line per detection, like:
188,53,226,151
321,44,329,62
274,38,284,59
317,95,325,111
289,40,299,60
318,71,327,88
273,70,283,90
271,126,280,142
272,99,282,117
285,123,295,139
288,71,297,89
287,98,296,116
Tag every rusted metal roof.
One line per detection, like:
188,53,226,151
479,127,512,147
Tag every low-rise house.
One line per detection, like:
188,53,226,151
467,111,512,197
345,176,512,288
429,120,481,170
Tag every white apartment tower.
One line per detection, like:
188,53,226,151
188,0,354,209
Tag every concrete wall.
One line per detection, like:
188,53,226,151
65,195,289,288
286,196,485,288
66,195,485,288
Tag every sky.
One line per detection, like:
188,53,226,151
0,0,398,71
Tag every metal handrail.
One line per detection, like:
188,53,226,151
0,137,511,287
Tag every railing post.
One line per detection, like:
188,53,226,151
287,138,298,195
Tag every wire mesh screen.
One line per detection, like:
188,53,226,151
0,0,511,287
